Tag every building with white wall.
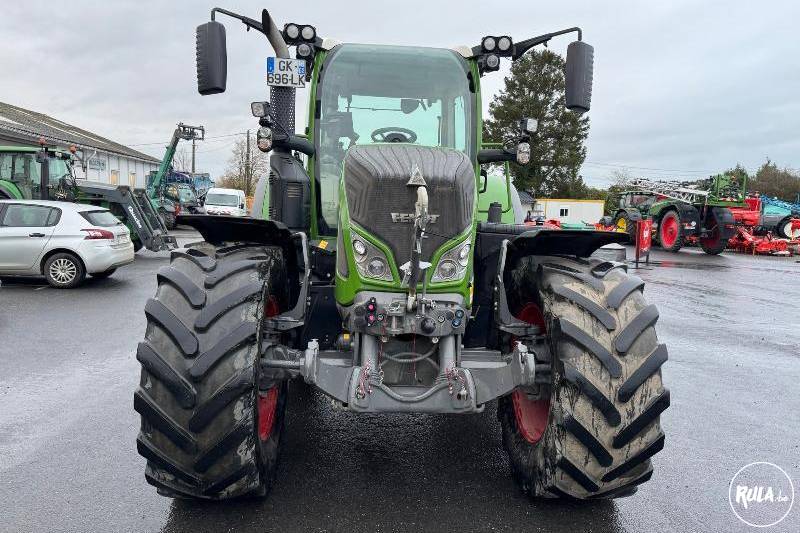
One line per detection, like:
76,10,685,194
533,198,605,224
0,101,159,189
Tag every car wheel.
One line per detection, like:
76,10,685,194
90,268,117,279
44,253,86,289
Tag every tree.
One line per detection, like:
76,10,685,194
484,49,590,198
218,135,268,196
748,160,800,202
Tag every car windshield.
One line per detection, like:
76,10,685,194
315,44,474,232
205,193,238,207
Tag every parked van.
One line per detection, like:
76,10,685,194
202,187,247,217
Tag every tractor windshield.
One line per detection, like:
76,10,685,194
0,151,71,198
315,44,474,232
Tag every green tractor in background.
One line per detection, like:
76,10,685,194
612,174,745,254
134,8,669,501
0,144,176,252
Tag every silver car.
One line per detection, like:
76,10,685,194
0,200,134,288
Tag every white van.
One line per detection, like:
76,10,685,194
202,187,247,217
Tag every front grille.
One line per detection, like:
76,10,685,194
343,145,474,266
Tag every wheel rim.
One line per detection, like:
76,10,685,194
660,213,679,248
257,387,280,440
512,302,550,445
49,258,77,284
616,217,627,232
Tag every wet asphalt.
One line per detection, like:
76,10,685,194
1,232,799,533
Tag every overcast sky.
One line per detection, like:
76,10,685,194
1,1,798,187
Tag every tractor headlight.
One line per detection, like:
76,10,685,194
256,127,273,152
516,142,531,165
482,36,497,52
351,231,393,282
431,238,471,283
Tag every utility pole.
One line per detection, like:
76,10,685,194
191,136,196,173
245,129,251,195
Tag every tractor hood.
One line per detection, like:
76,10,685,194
343,144,475,266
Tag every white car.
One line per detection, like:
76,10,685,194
203,187,248,216
0,200,134,288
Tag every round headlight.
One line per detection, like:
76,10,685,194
437,259,458,280
297,43,312,58
516,142,531,165
498,36,512,52
367,257,387,278
482,36,496,52
485,54,500,70
458,244,470,267
285,24,300,40
352,239,367,259
301,25,316,41
256,127,273,153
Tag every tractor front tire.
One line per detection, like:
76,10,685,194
135,243,289,499
500,256,669,499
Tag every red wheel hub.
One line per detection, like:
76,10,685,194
257,387,279,441
511,302,550,445
660,212,679,248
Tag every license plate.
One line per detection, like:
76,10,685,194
266,57,306,88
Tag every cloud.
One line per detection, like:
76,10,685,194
1,0,797,185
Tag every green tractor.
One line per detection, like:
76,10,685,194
0,144,176,252
612,174,745,254
134,8,669,501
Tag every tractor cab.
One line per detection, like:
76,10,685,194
0,146,74,200
313,44,474,235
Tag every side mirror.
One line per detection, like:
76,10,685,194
196,21,228,95
565,41,594,113
478,171,488,193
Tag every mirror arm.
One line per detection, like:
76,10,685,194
512,27,582,60
210,7,289,58
477,148,516,164
275,135,315,156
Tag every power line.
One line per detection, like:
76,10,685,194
583,160,716,174
126,131,248,147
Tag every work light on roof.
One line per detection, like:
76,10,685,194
297,43,313,59
481,36,496,52
284,23,300,40
300,25,316,41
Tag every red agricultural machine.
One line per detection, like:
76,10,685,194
728,196,800,255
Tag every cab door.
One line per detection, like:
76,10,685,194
0,203,58,272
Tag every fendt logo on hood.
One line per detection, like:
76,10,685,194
391,213,440,223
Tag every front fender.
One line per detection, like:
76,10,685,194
177,214,293,247
508,229,628,263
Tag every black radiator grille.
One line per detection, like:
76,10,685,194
344,145,474,265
